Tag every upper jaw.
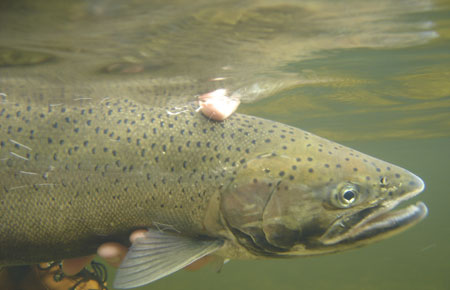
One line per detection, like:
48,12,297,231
319,174,427,246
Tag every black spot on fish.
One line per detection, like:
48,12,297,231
308,168,314,173
265,139,271,143
395,173,401,178
279,171,285,177
48,137,53,144
336,164,341,168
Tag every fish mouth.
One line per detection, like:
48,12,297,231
319,176,427,246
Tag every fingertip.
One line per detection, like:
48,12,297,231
198,89,240,121
130,229,148,243
97,242,128,268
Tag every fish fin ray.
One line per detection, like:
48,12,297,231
113,228,223,289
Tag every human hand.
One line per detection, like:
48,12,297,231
62,229,212,276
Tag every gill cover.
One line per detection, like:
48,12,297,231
221,154,306,256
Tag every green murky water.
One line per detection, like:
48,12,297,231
1,0,449,289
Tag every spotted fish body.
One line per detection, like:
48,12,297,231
0,96,426,288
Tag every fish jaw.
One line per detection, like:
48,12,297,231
318,172,427,247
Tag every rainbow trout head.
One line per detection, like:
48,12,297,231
220,133,427,258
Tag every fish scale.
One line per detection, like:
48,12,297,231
0,96,427,289
0,98,290,264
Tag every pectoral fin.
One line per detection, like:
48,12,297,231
113,229,224,289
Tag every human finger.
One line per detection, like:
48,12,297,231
97,242,128,268
62,255,95,276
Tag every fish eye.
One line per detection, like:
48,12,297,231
331,184,360,208
380,176,388,185
342,190,356,203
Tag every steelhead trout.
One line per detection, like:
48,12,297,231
0,96,427,288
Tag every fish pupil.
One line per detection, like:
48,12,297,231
343,190,356,202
